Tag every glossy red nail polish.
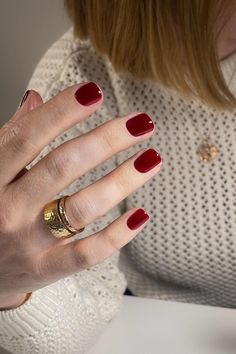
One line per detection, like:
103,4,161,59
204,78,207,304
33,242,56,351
75,82,102,106
134,148,161,173
127,209,150,230
126,113,154,136
20,90,30,107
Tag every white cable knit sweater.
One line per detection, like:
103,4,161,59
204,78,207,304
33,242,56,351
1,27,236,353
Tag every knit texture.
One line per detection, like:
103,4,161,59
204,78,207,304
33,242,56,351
1,27,236,353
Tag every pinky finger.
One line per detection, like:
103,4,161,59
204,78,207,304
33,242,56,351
40,208,150,281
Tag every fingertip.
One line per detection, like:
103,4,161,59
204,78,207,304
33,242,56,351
126,208,150,230
74,82,103,107
19,89,44,112
19,90,31,107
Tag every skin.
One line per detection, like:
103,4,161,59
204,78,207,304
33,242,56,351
1,10,236,311
217,11,236,60
0,84,162,310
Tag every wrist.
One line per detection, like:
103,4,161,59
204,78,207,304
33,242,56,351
0,292,31,311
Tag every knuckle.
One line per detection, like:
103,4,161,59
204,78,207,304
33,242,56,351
0,210,14,233
0,196,22,233
44,150,72,180
68,193,98,227
32,256,48,282
103,229,121,253
31,250,57,283
72,243,93,268
97,124,117,154
1,123,35,154
114,170,130,196
46,96,68,124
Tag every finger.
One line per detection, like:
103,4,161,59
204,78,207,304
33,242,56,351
17,90,44,114
6,90,44,183
0,82,103,187
1,90,43,131
62,147,161,230
38,208,150,281
13,112,155,211
10,167,28,183
35,147,160,244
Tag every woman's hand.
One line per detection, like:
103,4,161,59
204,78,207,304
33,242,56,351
0,82,162,309
0,89,44,309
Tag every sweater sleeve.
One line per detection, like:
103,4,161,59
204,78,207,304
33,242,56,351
0,28,127,354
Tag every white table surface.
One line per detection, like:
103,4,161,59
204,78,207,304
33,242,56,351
88,295,236,354
1,295,236,354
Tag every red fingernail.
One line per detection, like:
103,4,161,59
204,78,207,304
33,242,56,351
127,209,150,230
20,90,30,107
75,82,102,106
134,148,161,173
126,113,154,136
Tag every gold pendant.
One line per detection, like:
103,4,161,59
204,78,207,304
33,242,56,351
196,140,218,162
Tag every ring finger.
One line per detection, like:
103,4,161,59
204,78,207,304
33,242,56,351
53,147,161,232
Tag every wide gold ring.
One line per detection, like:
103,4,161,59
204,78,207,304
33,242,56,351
43,195,85,239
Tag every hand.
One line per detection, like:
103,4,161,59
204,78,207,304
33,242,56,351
0,82,162,309
0,293,31,310
0,90,43,309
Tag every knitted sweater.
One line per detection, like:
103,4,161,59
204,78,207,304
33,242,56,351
1,27,236,353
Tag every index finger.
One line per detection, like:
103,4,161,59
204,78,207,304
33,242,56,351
0,82,102,187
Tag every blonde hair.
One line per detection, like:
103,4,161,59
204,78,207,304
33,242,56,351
64,0,236,109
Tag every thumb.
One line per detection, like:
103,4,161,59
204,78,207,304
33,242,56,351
2,89,44,130
9,90,44,183
16,89,44,117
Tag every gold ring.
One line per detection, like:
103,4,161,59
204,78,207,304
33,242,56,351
43,195,85,239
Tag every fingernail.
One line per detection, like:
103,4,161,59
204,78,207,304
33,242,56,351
19,90,30,107
126,113,154,136
75,82,102,106
134,148,161,173
127,209,150,230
